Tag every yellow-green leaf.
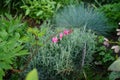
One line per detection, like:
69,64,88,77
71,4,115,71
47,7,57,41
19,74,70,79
25,68,38,80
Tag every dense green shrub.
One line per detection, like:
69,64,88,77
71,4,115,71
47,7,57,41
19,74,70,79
22,26,97,80
79,0,120,7
53,0,82,6
21,0,57,21
98,3,120,27
54,4,111,35
0,14,28,80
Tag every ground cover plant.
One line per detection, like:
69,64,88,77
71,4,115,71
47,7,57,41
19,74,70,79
22,26,97,80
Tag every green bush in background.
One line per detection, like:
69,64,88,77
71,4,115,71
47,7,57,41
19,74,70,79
21,0,57,21
98,3,120,27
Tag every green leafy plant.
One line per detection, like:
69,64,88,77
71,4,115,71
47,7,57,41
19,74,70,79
98,28,120,80
54,4,111,35
0,14,28,80
21,0,56,21
22,26,97,80
94,36,115,67
98,3,120,27
53,0,82,6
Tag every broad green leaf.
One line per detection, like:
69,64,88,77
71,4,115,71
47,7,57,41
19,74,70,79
25,68,38,80
108,58,120,71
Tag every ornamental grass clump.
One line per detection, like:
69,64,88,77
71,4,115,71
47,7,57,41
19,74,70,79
24,27,97,80
54,4,111,35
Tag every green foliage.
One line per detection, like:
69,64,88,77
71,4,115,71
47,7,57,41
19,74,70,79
23,26,97,80
108,58,120,71
94,36,115,66
81,0,120,6
0,0,24,14
53,0,82,6
21,0,56,20
109,71,120,80
0,14,28,80
54,4,111,35
98,3,120,27
81,66,109,80
25,68,38,80
21,27,46,46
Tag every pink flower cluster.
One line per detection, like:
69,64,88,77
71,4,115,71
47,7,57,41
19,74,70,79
52,29,73,43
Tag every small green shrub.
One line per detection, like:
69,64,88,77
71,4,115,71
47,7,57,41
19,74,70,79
23,26,97,80
98,3,120,27
0,14,28,80
54,4,111,35
21,0,56,20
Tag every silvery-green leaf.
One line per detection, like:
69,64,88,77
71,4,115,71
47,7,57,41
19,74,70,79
108,58,120,71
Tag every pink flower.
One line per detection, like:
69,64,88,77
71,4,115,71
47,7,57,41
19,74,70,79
59,33,63,40
52,37,58,43
63,29,70,35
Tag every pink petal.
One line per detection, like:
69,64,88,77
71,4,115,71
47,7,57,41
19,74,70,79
59,33,63,40
63,29,69,35
52,37,58,43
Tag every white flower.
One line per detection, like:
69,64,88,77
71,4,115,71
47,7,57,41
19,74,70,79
111,45,120,53
103,38,109,47
104,38,109,41
116,29,120,31
118,22,120,25
116,29,120,36
117,32,120,35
